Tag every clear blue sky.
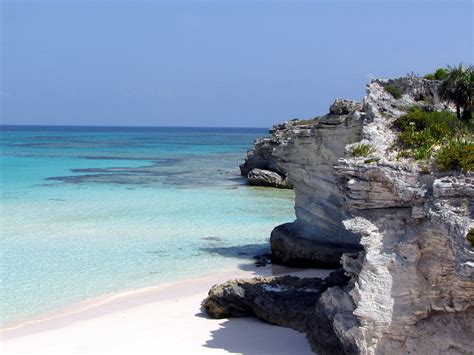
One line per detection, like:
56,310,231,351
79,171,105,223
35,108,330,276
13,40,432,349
1,0,472,127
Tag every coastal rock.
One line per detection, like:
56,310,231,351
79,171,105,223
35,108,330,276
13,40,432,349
239,136,286,177
206,76,474,354
247,168,293,189
203,270,349,347
329,99,363,116
271,222,361,267
266,99,365,266
326,78,474,354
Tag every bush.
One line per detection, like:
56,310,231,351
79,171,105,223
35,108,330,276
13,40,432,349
351,144,374,157
394,107,459,159
424,68,449,81
435,140,474,172
384,85,403,99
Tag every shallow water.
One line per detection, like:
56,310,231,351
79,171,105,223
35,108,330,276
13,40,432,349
0,126,295,326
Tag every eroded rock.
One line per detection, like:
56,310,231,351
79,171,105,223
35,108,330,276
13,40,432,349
203,269,350,353
247,168,293,189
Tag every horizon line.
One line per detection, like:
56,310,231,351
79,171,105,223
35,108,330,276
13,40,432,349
0,123,269,130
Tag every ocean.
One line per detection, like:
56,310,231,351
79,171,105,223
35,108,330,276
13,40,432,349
0,126,295,327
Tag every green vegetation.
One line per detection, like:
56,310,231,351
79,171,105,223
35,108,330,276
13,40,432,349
467,229,474,248
393,106,473,171
439,64,473,121
394,107,459,159
420,163,431,175
293,118,319,126
350,144,374,157
384,85,403,99
435,140,474,172
424,68,449,81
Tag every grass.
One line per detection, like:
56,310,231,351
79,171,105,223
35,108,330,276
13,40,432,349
350,144,374,157
436,140,474,172
293,118,319,126
393,106,474,172
384,85,403,99
420,163,431,175
394,107,459,159
467,229,474,248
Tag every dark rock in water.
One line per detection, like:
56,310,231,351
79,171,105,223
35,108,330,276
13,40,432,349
201,236,222,242
203,269,350,354
247,168,293,189
270,223,362,268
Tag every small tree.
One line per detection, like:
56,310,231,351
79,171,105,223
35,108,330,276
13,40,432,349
439,64,473,121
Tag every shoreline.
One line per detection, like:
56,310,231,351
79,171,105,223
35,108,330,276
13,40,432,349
1,262,331,353
0,263,254,335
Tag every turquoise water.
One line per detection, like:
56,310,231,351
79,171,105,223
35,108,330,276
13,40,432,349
0,126,295,327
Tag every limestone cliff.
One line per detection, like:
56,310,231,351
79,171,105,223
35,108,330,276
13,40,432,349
243,99,366,266
205,77,474,354
326,78,474,354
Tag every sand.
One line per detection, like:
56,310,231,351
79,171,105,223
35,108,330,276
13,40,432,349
0,263,331,354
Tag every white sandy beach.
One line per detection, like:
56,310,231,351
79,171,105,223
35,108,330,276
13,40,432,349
1,264,330,354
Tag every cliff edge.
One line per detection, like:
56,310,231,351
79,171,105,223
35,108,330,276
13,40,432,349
204,76,474,354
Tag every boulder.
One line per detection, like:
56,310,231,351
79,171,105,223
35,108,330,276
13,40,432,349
247,168,293,189
271,223,362,268
203,270,349,340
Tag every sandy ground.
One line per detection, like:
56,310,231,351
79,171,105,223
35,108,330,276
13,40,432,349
0,263,331,354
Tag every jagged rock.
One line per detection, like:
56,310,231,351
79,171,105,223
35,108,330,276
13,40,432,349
240,99,366,266
266,99,364,266
330,77,474,354
271,222,362,267
247,168,293,189
239,137,282,177
329,99,363,116
203,269,350,354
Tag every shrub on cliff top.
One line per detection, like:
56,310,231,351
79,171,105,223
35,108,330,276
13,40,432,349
394,107,459,159
439,63,473,121
435,140,474,172
350,144,374,157
383,85,403,99
294,118,319,126
424,68,449,81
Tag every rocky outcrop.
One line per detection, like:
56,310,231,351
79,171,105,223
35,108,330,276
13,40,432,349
271,222,361,267
206,76,474,354
240,99,367,266
203,269,350,353
267,99,365,266
247,168,293,189
326,78,474,354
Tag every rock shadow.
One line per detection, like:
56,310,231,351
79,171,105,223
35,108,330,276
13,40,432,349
203,318,313,355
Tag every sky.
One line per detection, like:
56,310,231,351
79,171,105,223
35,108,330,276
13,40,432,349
0,0,472,127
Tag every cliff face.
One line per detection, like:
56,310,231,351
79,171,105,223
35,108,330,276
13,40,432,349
245,100,366,266
325,79,474,354
205,77,474,354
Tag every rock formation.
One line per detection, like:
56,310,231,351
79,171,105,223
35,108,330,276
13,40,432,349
247,168,293,189
327,78,474,354
247,99,365,266
205,77,474,354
